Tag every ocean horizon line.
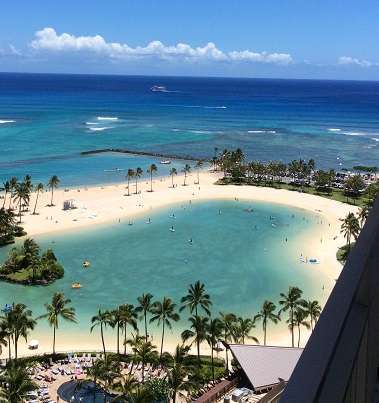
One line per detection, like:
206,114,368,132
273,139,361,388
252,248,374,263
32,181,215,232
1,70,379,84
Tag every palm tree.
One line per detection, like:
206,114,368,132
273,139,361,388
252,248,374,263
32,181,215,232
166,346,194,403
206,318,223,383
8,177,18,209
47,175,60,206
233,317,259,344
9,303,36,360
303,300,322,331
115,373,139,400
219,312,237,369
86,359,106,402
126,169,135,196
182,164,191,186
131,340,158,382
0,326,7,358
181,281,212,363
125,333,145,374
292,307,310,347
2,181,10,209
357,206,369,229
13,182,30,223
32,183,44,214
0,362,37,403
150,297,180,360
134,168,143,194
195,161,203,184
23,175,33,209
169,168,177,188
340,212,360,250
254,300,280,345
118,304,138,355
181,281,212,319
87,357,121,402
90,309,112,357
0,311,13,361
38,292,76,355
147,164,157,192
279,287,303,347
181,315,209,368
135,293,153,342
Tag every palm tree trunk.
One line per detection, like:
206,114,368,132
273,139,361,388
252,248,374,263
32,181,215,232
150,172,153,192
50,188,54,206
142,361,145,383
8,336,11,361
117,323,120,355
53,324,56,355
144,312,148,342
263,320,267,346
14,337,18,360
123,324,127,355
171,175,174,187
297,325,301,348
211,344,215,383
18,199,22,223
173,392,177,403
135,178,138,194
101,323,106,357
290,309,294,347
160,322,165,360
197,338,200,368
127,178,130,196
33,190,40,214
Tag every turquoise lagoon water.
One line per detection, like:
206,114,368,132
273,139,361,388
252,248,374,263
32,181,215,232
0,199,331,352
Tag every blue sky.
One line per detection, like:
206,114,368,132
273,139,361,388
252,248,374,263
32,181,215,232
1,0,379,79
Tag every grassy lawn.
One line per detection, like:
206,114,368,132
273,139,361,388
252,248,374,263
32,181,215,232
1,267,33,282
216,178,368,207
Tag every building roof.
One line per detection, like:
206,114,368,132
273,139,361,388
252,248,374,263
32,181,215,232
229,344,303,390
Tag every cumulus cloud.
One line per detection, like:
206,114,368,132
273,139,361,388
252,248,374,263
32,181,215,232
229,50,292,64
29,27,292,65
338,56,377,67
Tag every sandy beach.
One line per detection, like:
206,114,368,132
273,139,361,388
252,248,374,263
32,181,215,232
1,170,358,358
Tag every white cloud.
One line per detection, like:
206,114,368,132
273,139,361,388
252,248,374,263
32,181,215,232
338,56,377,67
29,27,292,65
229,50,292,64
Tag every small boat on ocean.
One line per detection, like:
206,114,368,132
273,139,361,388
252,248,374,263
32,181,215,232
160,160,171,165
72,283,82,289
83,260,91,268
151,85,167,92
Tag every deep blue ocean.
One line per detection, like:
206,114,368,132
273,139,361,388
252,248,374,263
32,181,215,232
0,73,378,186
